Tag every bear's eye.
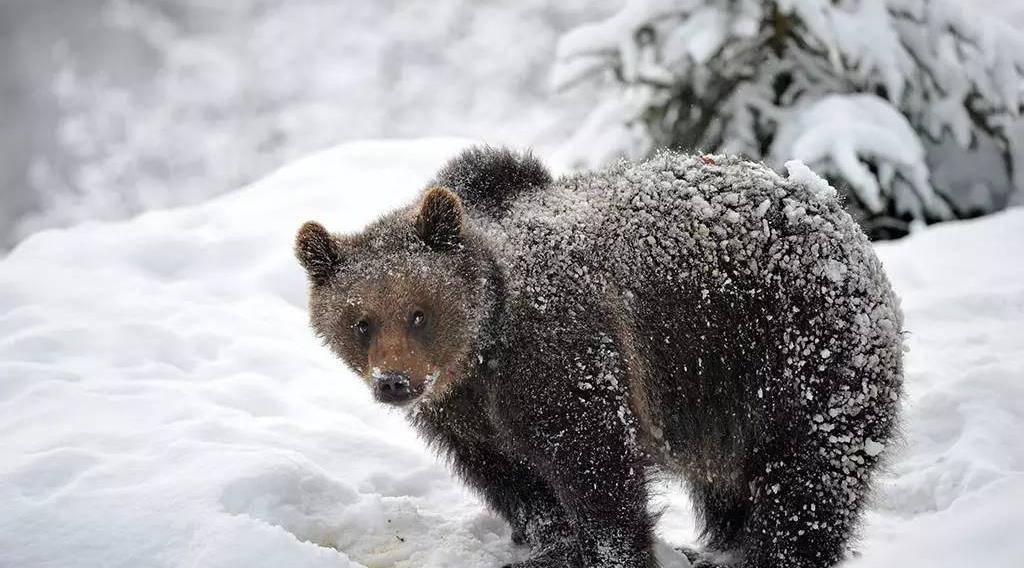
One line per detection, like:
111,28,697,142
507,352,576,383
355,319,371,336
410,309,426,328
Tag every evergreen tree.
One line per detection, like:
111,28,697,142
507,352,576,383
554,0,1024,238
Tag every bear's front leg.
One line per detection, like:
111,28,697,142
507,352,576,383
427,428,575,552
539,423,655,568
495,325,657,568
495,424,655,568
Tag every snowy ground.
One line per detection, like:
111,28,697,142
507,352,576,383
1,139,1021,567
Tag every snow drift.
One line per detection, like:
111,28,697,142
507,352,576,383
1,139,1022,567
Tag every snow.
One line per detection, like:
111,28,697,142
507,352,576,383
2,139,1023,567
785,159,836,201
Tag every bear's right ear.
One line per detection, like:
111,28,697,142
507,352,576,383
416,186,464,251
295,221,343,285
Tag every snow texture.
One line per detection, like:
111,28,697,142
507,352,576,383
1,139,1023,567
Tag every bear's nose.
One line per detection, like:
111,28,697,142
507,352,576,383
374,372,414,405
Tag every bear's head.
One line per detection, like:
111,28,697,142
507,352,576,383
295,187,493,407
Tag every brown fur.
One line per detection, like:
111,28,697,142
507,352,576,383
607,290,662,456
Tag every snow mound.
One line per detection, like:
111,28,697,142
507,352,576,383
1,139,1023,567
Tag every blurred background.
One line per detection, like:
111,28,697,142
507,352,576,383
2,0,1023,251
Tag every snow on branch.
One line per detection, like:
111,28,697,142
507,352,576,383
773,94,950,219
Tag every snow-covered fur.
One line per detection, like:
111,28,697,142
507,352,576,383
296,146,904,568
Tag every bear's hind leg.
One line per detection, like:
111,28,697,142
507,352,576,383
739,451,865,568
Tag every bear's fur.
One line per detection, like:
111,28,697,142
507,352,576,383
295,147,904,568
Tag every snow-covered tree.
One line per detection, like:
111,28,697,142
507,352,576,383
553,0,1024,238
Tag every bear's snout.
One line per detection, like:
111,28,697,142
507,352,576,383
373,371,416,405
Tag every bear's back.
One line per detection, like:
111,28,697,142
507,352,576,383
477,151,882,306
475,151,900,381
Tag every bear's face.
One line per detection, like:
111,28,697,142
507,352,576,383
295,188,487,407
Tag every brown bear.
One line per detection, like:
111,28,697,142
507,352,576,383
295,146,903,568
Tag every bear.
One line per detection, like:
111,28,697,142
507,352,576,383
294,146,904,568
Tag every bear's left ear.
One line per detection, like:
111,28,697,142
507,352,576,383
416,187,464,251
295,221,344,285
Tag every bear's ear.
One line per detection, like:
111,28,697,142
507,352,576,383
416,187,464,251
295,221,343,285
